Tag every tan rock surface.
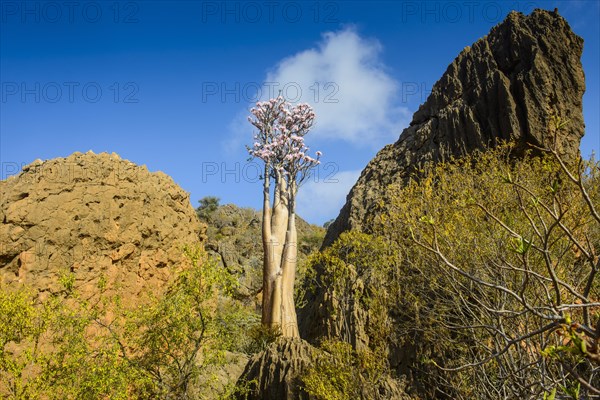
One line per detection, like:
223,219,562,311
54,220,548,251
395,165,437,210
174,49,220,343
0,151,205,304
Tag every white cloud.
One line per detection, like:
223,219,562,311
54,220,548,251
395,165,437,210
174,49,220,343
222,29,403,222
296,169,361,225
263,27,410,146
224,27,410,152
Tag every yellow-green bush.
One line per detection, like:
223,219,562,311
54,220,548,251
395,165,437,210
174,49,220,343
305,140,600,399
0,245,252,399
302,339,366,400
375,143,600,398
302,339,390,400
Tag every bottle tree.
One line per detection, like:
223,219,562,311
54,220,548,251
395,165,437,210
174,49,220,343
247,95,320,337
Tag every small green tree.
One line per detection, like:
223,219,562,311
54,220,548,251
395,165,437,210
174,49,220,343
129,244,239,399
0,282,142,399
197,196,221,221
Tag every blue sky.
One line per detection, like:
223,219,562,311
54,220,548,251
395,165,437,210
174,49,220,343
1,0,599,225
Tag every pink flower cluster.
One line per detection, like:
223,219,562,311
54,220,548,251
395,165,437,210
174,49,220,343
247,96,321,181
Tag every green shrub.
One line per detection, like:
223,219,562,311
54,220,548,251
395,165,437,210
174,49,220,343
302,339,388,400
197,196,221,221
375,143,600,398
304,140,600,398
0,245,253,399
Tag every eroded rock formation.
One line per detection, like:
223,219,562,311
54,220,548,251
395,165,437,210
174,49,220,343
300,8,586,370
322,9,585,247
0,151,205,304
236,338,317,400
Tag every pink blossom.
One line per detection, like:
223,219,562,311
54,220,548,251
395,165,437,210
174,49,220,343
247,96,321,186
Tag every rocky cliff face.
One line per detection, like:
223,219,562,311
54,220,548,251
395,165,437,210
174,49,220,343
0,151,205,303
322,9,585,247
300,8,585,362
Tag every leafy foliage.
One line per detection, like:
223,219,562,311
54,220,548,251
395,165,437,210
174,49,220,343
302,339,391,400
0,282,142,399
241,324,282,355
0,245,253,399
375,144,600,398
304,140,600,399
196,196,221,221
